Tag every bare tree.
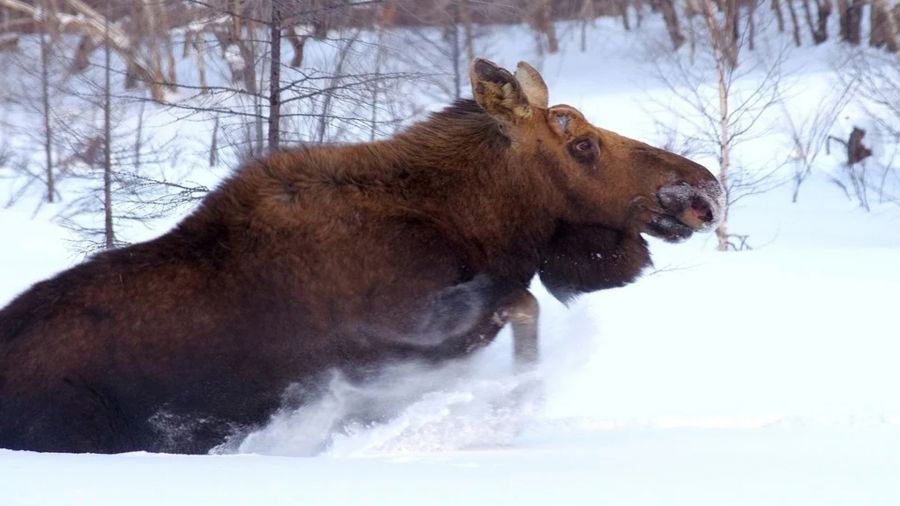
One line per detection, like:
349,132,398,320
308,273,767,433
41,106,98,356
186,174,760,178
268,0,283,149
837,0,865,45
801,0,831,45
651,0,786,250
526,0,560,55
771,0,786,33
578,0,596,51
838,46,900,207
0,0,167,101
0,0,68,206
315,32,367,142
103,0,115,248
785,0,803,46
656,0,687,49
39,0,56,203
702,0,736,249
841,45,900,155
386,0,498,103
122,0,428,162
781,82,852,202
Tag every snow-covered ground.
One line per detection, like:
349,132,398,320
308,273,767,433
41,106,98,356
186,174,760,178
2,17,900,506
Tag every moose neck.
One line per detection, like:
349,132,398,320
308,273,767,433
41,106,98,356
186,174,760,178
291,99,560,279
389,100,561,279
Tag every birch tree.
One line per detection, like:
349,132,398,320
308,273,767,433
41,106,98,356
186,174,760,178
652,0,785,251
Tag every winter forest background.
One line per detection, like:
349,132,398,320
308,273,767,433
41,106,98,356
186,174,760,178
0,0,897,250
1,1,900,505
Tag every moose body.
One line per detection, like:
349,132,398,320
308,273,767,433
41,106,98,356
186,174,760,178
0,60,722,454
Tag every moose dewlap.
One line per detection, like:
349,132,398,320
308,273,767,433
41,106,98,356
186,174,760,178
0,59,722,454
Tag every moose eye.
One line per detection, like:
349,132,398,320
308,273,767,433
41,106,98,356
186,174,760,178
574,139,593,152
567,137,597,164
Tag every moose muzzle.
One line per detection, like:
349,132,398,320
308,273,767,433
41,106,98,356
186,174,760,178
651,181,724,242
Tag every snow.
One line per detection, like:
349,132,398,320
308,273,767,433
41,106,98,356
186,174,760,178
3,425,899,506
2,16,900,506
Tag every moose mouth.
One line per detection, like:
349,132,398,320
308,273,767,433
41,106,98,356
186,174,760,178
645,213,697,242
645,182,722,243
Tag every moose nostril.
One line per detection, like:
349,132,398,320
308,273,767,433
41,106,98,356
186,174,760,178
657,183,691,212
690,196,713,223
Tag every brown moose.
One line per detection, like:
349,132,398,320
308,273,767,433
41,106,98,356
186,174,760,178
0,59,722,454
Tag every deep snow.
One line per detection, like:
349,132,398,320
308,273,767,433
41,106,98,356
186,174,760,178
2,16,900,506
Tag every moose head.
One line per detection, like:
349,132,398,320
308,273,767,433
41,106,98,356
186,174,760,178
470,58,723,243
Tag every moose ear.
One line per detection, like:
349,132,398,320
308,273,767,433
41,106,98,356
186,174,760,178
470,58,532,122
515,61,548,109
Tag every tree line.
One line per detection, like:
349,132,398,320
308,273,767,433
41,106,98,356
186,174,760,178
0,0,896,252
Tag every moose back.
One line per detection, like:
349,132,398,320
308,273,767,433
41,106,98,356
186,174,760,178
0,60,722,454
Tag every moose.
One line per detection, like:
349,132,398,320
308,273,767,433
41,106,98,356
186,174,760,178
0,59,722,454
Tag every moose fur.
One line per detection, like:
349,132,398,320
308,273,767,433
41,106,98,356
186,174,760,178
0,60,722,454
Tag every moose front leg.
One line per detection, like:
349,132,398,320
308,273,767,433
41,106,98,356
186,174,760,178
440,281,541,368
493,288,543,410
493,289,540,370
401,278,543,409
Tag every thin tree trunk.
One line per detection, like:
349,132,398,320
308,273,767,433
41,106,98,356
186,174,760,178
748,1,757,51
268,0,282,150
527,0,559,53
772,0,785,32
134,100,145,172
71,34,96,73
840,0,864,44
723,0,739,66
156,1,177,88
369,66,380,142
103,0,114,249
460,0,475,64
226,1,262,153
247,20,264,155
836,0,848,38
802,0,830,44
579,0,594,51
715,59,731,251
657,0,686,49
286,26,306,67
801,0,817,40
702,0,731,250
209,113,219,167
539,1,559,53
370,27,385,142
193,31,207,91
815,0,832,44
316,33,357,143
39,2,54,203
125,0,141,89
450,9,461,99
142,0,163,88
620,0,631,30
848,0,863,44
787,0,802,45
231,0,241,40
